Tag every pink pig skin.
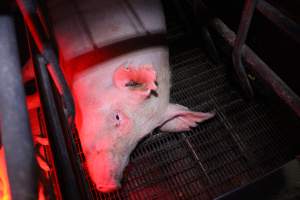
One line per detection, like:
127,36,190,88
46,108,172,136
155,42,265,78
70,47,215,192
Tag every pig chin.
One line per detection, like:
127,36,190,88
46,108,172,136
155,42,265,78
86,151,129,193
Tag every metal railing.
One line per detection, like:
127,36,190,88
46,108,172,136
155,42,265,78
179,0,300,118
15,0,84,199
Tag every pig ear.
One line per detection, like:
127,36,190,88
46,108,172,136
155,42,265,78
159,104,215,132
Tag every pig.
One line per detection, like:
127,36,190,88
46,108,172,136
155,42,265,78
24,50,215,193
22,0,215,193
71,47,215,192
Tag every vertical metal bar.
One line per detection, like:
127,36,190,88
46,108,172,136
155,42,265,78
16,0,75,122
15,0,46,52
232,0,258,98
43,48,75,122
32,53,82,200
0,15,38,200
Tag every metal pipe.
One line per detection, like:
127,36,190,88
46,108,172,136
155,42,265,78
32,53,82,200
209,18,300,118
43,47,75,122
232,0,258,98
257,0,300,44
0,15,38,199
15,0,46,52
16,0,75,122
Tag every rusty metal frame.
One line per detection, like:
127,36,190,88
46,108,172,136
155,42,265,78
230,0,300,98
209,18,300,118
186,0,300,117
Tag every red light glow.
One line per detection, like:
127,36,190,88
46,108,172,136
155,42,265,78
0,148,11,200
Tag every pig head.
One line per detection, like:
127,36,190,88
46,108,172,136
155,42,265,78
71,48,214,192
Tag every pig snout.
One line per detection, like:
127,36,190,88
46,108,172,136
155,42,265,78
86,150,128,192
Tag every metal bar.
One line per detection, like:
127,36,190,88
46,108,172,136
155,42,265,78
15,0,46,52
232,0,258,98
16,0,75,122
31,53,82,200
43,47,75,122
257,0,300,44
0,15,38,199
209,18,300,118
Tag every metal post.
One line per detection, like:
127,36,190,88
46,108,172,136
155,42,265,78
232,0,258,98
0,15,38,200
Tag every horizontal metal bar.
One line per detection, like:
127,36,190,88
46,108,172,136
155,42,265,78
209,18,300,118
0,15,38,199
257,0,300,44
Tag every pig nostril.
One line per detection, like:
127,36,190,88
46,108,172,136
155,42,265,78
97,184,119,193
97,186,103,191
